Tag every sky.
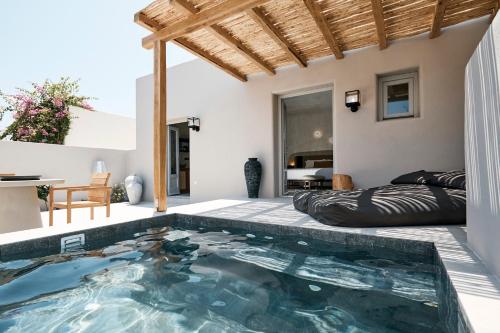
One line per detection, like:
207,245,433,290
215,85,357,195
0,0,196,128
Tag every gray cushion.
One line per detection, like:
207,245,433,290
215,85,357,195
427,170,466,190
293,184,465,227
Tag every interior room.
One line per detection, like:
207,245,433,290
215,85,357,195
280,89,333,194
168,122,190,196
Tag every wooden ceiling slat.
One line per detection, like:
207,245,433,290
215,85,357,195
208,25,276,75
370,0,388,49
247,7,308,67
430,0,449,38
302,0,344,59
137,3,249,82
137,0,495,79
173,38,248,81
142,0,270,48
170,0,275,75
135,12,163,31
490,0,500,23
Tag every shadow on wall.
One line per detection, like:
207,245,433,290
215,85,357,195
465,28,500,214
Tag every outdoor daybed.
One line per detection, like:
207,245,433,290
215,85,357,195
293,170,466,228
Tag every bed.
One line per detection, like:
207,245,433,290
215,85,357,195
293,170,466,228
286,168,333,180
286,150,333,181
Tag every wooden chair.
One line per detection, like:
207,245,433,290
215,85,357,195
49,173,112,226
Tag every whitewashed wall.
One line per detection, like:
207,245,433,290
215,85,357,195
131,19,488,202
465,19,500,277
65,106,136,150
0,141,129,201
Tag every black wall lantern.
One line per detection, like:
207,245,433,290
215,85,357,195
345,90,360,112
187,117,200,132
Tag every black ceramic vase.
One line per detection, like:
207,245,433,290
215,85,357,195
244,158,262,198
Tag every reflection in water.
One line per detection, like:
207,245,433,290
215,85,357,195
0,226,446,332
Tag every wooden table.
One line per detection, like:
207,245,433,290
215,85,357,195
0,179,64,234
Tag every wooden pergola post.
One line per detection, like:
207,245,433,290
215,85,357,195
153,40,167,212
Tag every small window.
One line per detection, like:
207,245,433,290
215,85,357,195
378,70,419,121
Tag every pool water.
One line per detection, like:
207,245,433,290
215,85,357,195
0,226,447,332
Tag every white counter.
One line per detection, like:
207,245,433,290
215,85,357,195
0,179,64,188
0,179,64,233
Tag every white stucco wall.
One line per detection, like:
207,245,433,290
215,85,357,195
0,141,129,201
65,106,136,150
131,19,487,202
465,19,500,277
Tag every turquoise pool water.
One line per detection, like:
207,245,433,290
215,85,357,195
0,226,446,332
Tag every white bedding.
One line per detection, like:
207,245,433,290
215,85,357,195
286,168,333,180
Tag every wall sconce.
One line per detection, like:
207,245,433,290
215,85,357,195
345,90,360,112
187,117,200,132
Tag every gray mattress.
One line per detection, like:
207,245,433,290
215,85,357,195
293,184,466,227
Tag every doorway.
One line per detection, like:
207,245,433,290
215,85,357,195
168,122,190,196
278,88,334,196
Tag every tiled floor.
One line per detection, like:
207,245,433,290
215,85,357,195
1,196,499,332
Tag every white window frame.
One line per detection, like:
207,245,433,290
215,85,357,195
378,71,419,120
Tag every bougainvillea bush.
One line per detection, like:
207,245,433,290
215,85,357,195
0,77,93,144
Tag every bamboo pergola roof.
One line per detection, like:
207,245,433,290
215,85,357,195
135,0,499,82
138,0,499,211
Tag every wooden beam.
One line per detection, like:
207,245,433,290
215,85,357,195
430,0,449,39
169,0,275,75
247,7,307,67
167,0,197,15
173,38,247,81
490,0,500,24
153,40,167,212
208,25,275,75
302,0,344,59
370,0,387,50
135,5,245,81
142,0,269,48
134,11,162,31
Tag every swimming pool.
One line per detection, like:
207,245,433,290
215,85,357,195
0,222,452,332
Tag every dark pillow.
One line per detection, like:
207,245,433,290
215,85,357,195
428,170,466,190
390,170,441,185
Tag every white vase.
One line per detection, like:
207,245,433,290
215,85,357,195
125,175,143,205
93,160,108,173
39,199,48,212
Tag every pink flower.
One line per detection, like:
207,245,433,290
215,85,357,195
51,127,58,133
22,101,32,110
53,98,63,108
80,102,93,111
35,85,45,93
41,129,49,136
29,109,40,116
17,127,30,136
55,111,66,118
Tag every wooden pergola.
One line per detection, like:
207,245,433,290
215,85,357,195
135,0,499,211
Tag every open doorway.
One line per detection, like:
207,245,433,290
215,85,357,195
168,122,190,196
278,88,333,195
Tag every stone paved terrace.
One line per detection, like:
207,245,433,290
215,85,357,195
0,197,499,332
